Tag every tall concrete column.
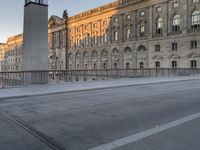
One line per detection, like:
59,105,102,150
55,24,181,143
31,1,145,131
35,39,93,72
21,0,48,84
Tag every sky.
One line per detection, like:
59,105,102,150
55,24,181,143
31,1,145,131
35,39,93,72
0,0,114,43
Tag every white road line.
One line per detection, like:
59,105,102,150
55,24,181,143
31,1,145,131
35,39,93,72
89,112,200,150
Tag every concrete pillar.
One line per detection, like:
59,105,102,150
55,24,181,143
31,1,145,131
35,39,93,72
21,0,48,84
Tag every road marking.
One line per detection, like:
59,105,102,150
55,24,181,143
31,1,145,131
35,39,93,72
89,112,200,150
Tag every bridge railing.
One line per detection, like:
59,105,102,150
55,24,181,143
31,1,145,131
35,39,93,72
0,68,199,87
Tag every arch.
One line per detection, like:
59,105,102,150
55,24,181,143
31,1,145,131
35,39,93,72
137,45,147,51
111,48,120,69
192,10,200,28
124,46,132,53
112,48,119,54
101,49,108,60
101,49,109,69
173,14,180,26
83,51,89,59
68,53,73,60
75,51,81,60
91,50,98,59
156,17,163,27
83,51,89,69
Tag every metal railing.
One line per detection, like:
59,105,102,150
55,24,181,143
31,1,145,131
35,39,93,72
0,68,199,88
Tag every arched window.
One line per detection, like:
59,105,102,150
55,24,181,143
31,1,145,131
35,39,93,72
138,45,146,51
172,14,180,32
68,53,73,60
91,50,98,60
156,18,163,35
75,52,81,60
192,11,200,29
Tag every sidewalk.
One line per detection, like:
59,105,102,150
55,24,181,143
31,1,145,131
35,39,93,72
0,76,199,99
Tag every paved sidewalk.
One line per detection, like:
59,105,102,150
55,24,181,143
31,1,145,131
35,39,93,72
0,76,199,99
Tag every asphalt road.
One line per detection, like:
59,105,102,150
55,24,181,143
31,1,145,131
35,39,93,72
0,80,200,150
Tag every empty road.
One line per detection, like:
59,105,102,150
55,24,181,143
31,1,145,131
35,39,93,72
0,79,200,150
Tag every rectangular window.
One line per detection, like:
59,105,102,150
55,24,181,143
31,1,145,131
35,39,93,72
191,40,197,49
155,62,160,68
193,0,199,3
172,61,177,68
114,31,118,41
126,14,131,20
173,2,179,8
191,60,197,69
139,62,144,69
156,6,162,12
140,11,145,17
126,28,131,40
140,26,145,37
155,44,160,52
172,42,178,51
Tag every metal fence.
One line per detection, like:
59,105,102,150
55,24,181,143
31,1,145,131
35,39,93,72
0,68,200,87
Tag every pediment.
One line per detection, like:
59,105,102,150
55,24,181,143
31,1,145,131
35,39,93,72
152,55,163,60
48,16,64,28
168,54,180,59
187,52,200,58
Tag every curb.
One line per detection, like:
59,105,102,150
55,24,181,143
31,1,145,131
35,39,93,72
0,78,199,100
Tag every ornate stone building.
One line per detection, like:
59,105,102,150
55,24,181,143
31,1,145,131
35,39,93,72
1,0,200,71
0,43,6,71
1,34,23,71
49,0,200,70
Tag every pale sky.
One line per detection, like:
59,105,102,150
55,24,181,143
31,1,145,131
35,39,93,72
0,0,115,43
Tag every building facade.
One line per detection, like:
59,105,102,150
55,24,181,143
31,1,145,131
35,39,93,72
2,0,200,71
0,43,6,71
49,0,200,70
1,34,23,71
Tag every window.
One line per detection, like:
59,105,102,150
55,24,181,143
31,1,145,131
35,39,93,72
114,18,118,23
156,18,163,35
103,63,107,69
172,61,177,68
84,64,88,69
140,26,145,37
114,31,118,41
191,60,197,69
172,42,178,51
155,61,160,68
191,11,200,29
114,63,118,69
139,62,144,69
172,15,180,32
155,44,161,52
191,40,197,49
173,2,179,8
126,28,131,40
140,11,145,17
93,23,97,28
193,0,199,3
127,14,131,20
103,33,107,43
126,62,130,69
76,64,80,69
93,63,97,69
156,6,162,12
